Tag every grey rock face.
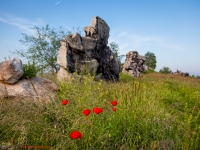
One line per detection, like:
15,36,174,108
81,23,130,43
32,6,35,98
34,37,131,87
122,51,146,77
57,16,120,81
0,58,24,84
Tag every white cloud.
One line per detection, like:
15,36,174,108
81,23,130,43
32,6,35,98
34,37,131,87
110,31,187,55
117,31,126,36
166,44,186,52
109,33,164,55
55,1,62,5
131,34,162,44
0,13,44,35
0,18,7,23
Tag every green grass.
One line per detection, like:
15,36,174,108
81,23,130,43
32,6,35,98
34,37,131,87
0,73,199,150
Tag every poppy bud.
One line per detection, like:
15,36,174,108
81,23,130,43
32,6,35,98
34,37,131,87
70,131,82,140
82,109,90,116
62,99,68,105
111,100,117,106
112,107,117,111
93,107,103,114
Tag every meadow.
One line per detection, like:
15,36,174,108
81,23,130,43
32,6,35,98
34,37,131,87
0,73,199,150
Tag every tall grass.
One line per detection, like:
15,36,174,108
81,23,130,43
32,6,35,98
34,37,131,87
0,73,199,149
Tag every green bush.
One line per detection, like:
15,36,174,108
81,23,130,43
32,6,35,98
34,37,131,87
22,61,38,79
143,69,156,74
159,66,171,74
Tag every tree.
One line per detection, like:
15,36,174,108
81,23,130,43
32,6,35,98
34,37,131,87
12,25,72,74
109,42,125,62
159,66,171,74
144,51,157,70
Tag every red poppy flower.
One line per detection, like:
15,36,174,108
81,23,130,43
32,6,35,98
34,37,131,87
93,107,103,114
62,99,68,105
70,131,82,140
82,109,90,116
111,100,117,106
112,107,117,111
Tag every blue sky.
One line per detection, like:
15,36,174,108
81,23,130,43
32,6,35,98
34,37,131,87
0,0,200,75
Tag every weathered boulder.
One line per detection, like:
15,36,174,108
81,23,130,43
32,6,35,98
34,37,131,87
122,51,146,77
57,16,120,81
0,58,24,84
0,76,58,101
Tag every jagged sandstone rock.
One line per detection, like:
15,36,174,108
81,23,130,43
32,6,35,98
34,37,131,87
57,16,120,81
122,51,146,77
0,58,24,84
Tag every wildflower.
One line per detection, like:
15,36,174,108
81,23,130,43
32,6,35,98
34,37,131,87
93,107,103,114
111,100,117,106
112,107,117,111
82,109,90,116
62,99,68,105
70,131,82,140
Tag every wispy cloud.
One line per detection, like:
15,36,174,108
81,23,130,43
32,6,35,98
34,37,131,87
109,31,187,54
55,1,62,5
167,44,186,52
109,31,186,56
117,32,126,36
129,35,163,48
0,13,44,34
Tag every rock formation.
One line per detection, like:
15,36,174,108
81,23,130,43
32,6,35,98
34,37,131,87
175,69,189,77
0,58,24,84
122,51,146,77
0,58,58,101
57,16,121,81
0,76,58,101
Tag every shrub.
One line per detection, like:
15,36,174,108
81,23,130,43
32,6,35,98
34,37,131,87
22,61,38,79
143,69,156,74
159,66,171,74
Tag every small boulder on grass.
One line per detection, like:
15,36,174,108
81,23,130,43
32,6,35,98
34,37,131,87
0,76,58,102
0,58,58,102
0,58,24,84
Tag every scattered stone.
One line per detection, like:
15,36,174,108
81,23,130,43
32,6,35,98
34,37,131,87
169,70,173,74
174,69,189,77
57,16,120,81
0,58,24,84
122,51,146,77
